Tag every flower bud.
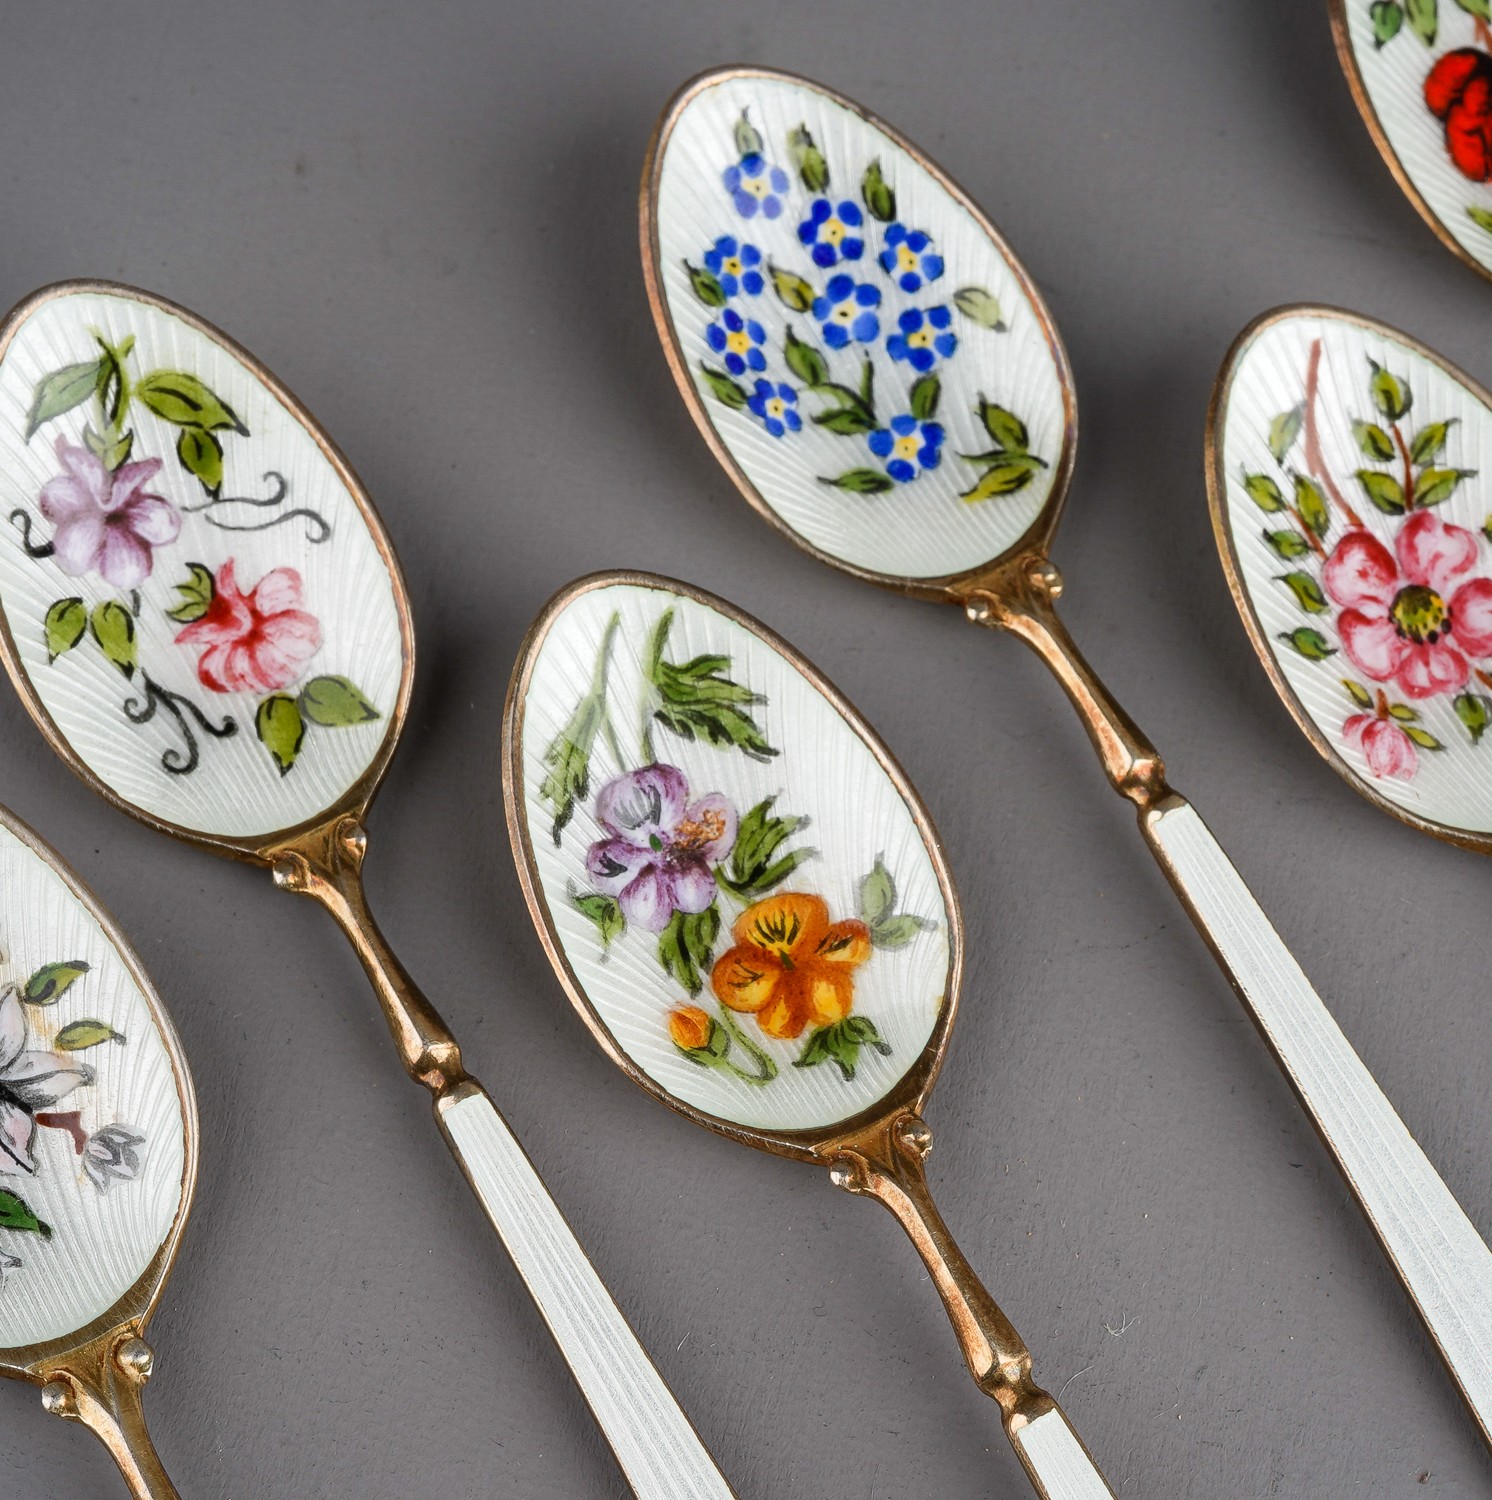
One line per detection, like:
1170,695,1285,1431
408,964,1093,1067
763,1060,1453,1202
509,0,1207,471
668,1005,715,1052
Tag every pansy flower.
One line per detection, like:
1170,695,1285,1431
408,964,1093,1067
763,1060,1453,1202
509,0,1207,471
878,223,945,292
812,274,881,349
886,306,957,372
747,380,802,439
797,198,866,267
869,415,945,483
723,154,790,219
706,308,767,375
703,235,764,296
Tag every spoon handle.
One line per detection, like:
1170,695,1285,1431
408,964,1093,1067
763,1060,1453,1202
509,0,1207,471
826,1113,1118,1499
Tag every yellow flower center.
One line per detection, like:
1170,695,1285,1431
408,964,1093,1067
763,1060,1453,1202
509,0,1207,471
1390,585,1449,644
823,218,847,245
746,177,769,198
722,256,743,275
907,328,933,349
726,330,751,356
766,398,786,419
748,906,805,963
675,809,727,851
896,244,920,274
833,303,855,323
893,434,920,462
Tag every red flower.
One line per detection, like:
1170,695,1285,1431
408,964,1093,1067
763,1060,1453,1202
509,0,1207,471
175,559,322,694
1425,49,1492,181
1342,711,1417,781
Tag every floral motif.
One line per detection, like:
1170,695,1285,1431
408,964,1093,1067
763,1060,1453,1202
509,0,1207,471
747,380,802,438
724,154,790,219
813,275,882,349
1344,704,1420,779
870,415,945,483
0,985,93,1177
886,306,957,372
704,235,765,296
706,309,768,376
797,198,866,267
174,559,323,695
667,1006,715,1051
878,223,944,292
82,1123,146,1192
1426,48,1492,181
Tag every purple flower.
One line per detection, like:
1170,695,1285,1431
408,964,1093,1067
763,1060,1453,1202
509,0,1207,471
723,154,790,219
83,1122,145,1192
0,985,94,1177
585,765,736,932
38,438,181,590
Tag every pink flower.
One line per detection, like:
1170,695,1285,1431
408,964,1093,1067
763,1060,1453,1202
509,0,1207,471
174,559,322,694
1342,712,1418,780
37,438,181,590
1323,511,1492,700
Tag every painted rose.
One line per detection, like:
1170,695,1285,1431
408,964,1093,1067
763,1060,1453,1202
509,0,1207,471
711,892,871,1040
1342,710,1418,780
38,439,181,590
83,1123,146,1192
1425,49,1492,182
1323,512,1492,699
0,985,94,1177
175,559,322,694
585,765,736,932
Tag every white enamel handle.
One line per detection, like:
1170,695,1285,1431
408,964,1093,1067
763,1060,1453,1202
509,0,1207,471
437,1087,737,1499
1144,796,1492,1442
1011,1408,1117,1500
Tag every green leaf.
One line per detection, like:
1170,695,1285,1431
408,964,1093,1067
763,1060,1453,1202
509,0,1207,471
822,467,894,494
784,328,829,388
22,961,89,1005
1454,0,1492,19
1468,205,1492,235
961,454,1043,501
25,360,104,440
44,598,87,661
1293,474,1331,538
1404,725,1444,750
1456,691,1492,743
733,109,763,159
869,914,932,948
977,399,1029,452
1242,473,1286,512
769,263,815,313
647,609,776,761
1278,572,1329,613
1409,418,1456,464
1370,0,1404,42
1356,468,1407,514
793,1015,892,1082
1386,702,1419,722
55,1019,126,1051
540,615,618,843
861,158,896,222
136,371,245,432
0,1190,51,1239
859,858,897,926
1369,360,1412,422
573,891,625,952
1264,529,1311,560
1406,0,1438,43
1342,678,1374,706
255,694,305,775
787,123,829,192
952,286,1006,331
176,427,224,493
299,675,380,726
1268,405,1304,462
658,904,721,996
699,364,749,411
82,423,134,470
89,601,137,678
909,373,941,422
1414,467,1474,507
165,562,216,624
1278,627,1336,660
719,797,815,901
813,406,878,436
683,260,727,309
1352,419,1395,462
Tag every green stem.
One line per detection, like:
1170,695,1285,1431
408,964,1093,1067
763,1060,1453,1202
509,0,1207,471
714,1004,777,1085
639,607,674,766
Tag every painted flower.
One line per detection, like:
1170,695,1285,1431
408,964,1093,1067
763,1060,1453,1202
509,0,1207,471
0,985,94,1177
174,559,323,695
1425,49,1492,182
886,306,957,372
703,235,764,297
38,438,181,591
747,380,802,438
706,309,767,376
1342,710,1418,781
1323,511,1492,699
869,415,945,483
82,1123,145,1192
723,154,790,219
585,765,736,933
0,1249,19,1283
710,892,871,1040
668,1005,715,1051
813,274,881,349
797,198,866,267
878,223,944,292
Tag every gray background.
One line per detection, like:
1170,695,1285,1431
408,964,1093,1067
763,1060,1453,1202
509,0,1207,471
0,1,1489,1495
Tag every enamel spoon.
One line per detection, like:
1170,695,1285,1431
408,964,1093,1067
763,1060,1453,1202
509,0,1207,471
0,281,734,1498
0,801,196,1497
504,569,1118,1500
642,66,1492,1444
1329,0,1492,285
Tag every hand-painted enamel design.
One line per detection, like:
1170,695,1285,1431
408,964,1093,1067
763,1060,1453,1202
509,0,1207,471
512,578,951,1131
0,285,404,839
647,70,1071,582
1213,307,1492,832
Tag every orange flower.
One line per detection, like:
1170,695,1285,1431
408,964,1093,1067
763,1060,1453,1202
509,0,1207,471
667,1005,715,1051
710,892,871,1040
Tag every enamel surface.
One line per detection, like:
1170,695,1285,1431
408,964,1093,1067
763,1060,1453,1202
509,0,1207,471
0,288,404,839
0,812,189,1351
651,72,1069,581
513,579,953,1132
1215,310,1492,833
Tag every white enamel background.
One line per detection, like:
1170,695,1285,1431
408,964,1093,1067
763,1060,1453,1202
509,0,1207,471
0,290,404,839
0,816,188,1351
1342,4,1492,275
517,581,952,1132
1218,312,1492,833
653,73,1069,580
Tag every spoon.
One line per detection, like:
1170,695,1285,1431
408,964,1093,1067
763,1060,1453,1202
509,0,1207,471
504,569,1118,1500
0,801,196,1498
641,65,1492,1443
0,281,734,1498
1328,0,1492,285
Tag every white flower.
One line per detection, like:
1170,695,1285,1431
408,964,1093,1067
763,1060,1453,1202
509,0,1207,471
83,1123,145,1191
0,986,93,1176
